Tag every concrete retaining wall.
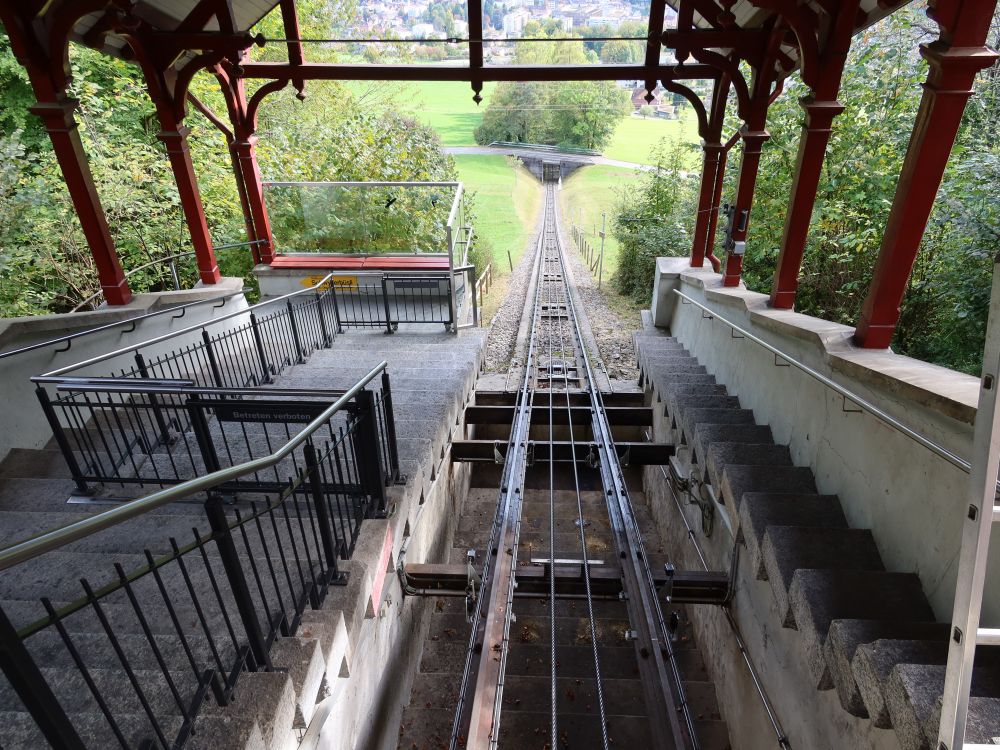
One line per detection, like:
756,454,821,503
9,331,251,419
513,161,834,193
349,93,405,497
306,372,477,750
0,278,248,464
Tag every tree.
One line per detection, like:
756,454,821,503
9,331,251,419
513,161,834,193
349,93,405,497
601,39,643,64
0,0,459,315
612,140,696,301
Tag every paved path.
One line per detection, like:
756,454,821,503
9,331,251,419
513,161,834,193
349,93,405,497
443,145,655,171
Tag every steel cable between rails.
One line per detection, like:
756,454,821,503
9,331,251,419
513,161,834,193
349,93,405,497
548,189,611,750
545,200,559,750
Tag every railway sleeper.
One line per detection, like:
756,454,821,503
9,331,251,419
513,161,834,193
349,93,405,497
402,562,729,603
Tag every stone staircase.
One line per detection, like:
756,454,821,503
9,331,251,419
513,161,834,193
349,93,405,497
397,483,731,749
0,330,485,749
635,328,1000,750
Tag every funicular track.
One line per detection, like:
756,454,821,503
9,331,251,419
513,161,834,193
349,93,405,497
445,183,701,749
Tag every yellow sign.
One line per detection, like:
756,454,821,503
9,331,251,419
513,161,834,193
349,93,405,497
302,274,358,291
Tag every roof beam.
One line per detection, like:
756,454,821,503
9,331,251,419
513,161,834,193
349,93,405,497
468,0,484,101
237,62,717,82
644,0,667,98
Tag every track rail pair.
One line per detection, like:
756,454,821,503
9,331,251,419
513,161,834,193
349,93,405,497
451,184,699,749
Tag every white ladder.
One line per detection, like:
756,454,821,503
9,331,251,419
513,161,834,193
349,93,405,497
937,256,1000,750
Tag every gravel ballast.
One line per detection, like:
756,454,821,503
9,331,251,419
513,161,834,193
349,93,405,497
482,188,641,382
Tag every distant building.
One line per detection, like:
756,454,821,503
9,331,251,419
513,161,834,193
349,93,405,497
502,9,531,36
631,84,665,109
411,22,437,38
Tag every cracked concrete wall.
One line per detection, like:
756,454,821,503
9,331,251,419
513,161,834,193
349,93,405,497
651,256,998,626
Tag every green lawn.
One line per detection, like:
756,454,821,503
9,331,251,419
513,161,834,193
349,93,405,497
559,165,645,281
361,82,701,164
367,81,495,147
603,111,700,166
454,155,541,320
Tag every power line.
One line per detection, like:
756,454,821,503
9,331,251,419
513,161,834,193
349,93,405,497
262,35,649,44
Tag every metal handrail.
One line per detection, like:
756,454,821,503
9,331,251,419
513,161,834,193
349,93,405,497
0,288,246,362
0,361,387,573
68,241,266,313
674,289,977,477
37,272,339,379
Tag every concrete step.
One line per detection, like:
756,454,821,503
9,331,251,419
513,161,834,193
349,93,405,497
495,710,654,748
719,465,816,510
761,527,884,625
738,493,847,579
824,620,951,718
667,396,743,433
508,614,634,648
689,424,775,469
0,448,81,480
396,706,454,750
788,570,935,686
703,442,791,488
501,674,648,716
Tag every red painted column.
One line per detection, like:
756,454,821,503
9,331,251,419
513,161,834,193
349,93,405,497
232,136,276,264
854,41,997,348
722,128,769,287
690,142,724,268
769,98,844,308
158,127,221,285
31,97,132,305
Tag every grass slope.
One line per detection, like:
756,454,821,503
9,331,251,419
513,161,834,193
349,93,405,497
559,165,645,282
454,154,542,320
603,112,700,166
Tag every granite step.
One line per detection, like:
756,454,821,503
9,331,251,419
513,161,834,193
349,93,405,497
703,442,791,487
824,620,951,717
719,465,817,510
788,570,935,686
853,637,951,727
886,662,1000,750
680,409,757,447
690,424,775,468
761,526,885,625
738,493,847,578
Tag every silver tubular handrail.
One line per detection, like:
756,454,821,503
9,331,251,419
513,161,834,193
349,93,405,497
674,289,976,476
0,289,246,362
37,273,339,379
0,361,387,573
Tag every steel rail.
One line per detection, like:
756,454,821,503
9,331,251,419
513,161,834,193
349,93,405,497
0,289,245,361
36,273,339,379
450,230,544,750
673,290,981,480
0,362,388,573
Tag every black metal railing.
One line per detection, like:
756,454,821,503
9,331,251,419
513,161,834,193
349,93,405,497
0,363,391,750
34,373,400,503
330,274,453,333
